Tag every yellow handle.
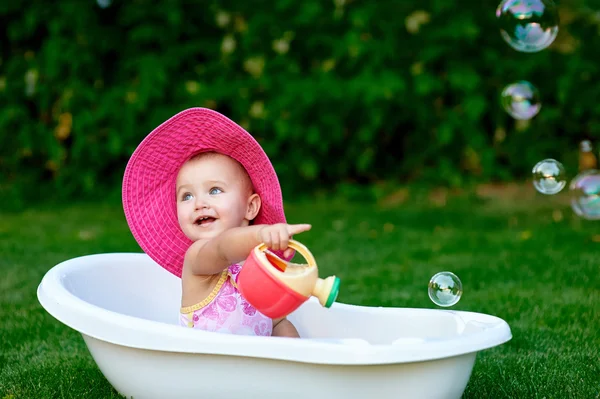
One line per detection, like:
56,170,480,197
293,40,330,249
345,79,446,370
257,239,317,268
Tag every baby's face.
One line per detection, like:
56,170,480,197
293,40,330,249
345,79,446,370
176,153,256,242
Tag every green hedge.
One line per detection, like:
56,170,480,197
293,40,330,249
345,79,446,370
1,0,600,207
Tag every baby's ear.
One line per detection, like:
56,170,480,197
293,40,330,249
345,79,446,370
246,193,261,221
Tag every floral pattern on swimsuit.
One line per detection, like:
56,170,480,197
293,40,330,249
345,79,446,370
180,263,273,336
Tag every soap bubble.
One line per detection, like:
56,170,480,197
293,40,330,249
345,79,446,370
501,81,541,120
570,170,600,220
496,0,559,53
532,159,566,195
428,272,463,307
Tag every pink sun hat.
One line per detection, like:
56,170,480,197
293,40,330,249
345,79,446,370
122,107,287,278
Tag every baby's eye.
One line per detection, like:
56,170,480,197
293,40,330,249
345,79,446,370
182,193,193,201
209,187,223,195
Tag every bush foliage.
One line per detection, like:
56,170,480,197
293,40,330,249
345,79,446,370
1,0,600,206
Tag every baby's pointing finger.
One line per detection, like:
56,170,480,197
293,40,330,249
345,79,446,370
287,224,312,236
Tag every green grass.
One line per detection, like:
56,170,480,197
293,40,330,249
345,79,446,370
1,187,599,398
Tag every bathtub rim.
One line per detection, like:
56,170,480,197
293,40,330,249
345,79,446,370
37,252,512,366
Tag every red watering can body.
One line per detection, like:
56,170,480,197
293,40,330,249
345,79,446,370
237,240,340,319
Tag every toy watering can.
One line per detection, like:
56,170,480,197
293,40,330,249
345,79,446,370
237,239,340,319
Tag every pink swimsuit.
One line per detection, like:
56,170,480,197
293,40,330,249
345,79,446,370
179,263,273,336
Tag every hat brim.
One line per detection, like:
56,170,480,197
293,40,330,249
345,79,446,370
122,108,287,278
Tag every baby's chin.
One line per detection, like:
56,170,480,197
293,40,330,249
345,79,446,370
183,226,226,242
181,219,251,242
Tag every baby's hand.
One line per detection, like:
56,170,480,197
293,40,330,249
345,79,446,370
257,223,312,258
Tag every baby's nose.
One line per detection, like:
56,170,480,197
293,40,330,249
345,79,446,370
194,195,209,209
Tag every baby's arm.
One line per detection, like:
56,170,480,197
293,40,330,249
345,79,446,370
185,223,312,276
272,318,300,338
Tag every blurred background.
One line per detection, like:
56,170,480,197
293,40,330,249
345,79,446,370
2,0,600,210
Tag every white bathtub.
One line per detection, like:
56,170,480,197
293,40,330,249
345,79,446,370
37,253,512,399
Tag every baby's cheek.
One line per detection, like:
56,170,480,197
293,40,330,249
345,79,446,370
176,206,187,227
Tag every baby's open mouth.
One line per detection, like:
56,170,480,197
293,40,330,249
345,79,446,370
195,216,216,226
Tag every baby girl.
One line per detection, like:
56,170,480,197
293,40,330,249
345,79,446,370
123,108,309,338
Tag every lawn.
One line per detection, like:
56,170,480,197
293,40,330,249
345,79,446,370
1,185,599,398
